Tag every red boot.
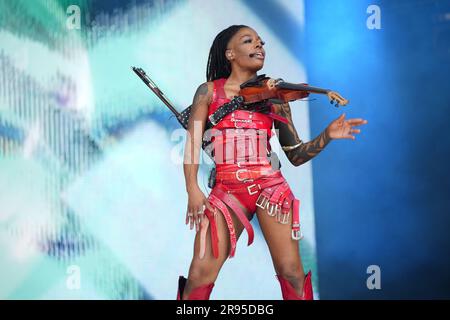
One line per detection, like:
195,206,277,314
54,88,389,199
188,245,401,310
276,271,313,300
176,276,215,300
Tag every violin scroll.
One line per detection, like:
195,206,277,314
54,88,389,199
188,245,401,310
327,91,349,107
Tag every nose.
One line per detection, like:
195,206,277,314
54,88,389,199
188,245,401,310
255,39,265,50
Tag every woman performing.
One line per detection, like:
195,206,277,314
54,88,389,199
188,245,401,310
178,25,368,300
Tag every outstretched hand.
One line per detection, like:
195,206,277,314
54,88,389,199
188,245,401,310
327,113,368,140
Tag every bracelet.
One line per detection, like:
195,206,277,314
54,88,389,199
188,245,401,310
281,141,303,151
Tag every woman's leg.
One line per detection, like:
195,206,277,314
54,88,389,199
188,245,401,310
182,194,250,299
256,204,306,297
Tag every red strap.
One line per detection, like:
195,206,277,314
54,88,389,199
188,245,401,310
216,78,228,100
292,199,300,231
267,103,289,123
209,194,237,258
203,206,219,258
291,198,302,240
267,112,289,124
218,175,286,194
213,188,254,247
269,182,291,204
281,195,292,214
212,110,273,130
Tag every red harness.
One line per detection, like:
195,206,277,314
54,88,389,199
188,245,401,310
198,78,303,260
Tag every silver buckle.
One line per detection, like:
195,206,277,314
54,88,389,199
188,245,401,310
292,230,303,240
235,169,248,181
256,195,269,209
278,212,290,224
247,184,260,195
208,114,218,126
267,203,277,216
291,224,303,240
231,118,252,129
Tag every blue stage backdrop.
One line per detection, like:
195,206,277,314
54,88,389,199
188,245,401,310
305,0,450,299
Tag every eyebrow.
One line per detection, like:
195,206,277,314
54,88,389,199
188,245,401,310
239,34,261,40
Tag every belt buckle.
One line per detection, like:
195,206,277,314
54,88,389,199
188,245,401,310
235,169,248,181
231,118,252,129
256,195,269,208
208,114,218,126
247,183,260,195
232,118,244,129
292,229,303,240
291,223,303,240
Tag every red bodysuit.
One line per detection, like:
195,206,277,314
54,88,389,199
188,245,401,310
199,78,303,259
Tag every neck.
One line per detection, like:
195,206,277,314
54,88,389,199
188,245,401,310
227,68,257,85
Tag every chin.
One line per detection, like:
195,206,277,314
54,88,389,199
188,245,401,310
250,62,264,72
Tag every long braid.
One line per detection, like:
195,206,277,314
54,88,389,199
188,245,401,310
206,25,248,82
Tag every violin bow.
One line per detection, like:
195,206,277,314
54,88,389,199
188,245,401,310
132,66,192,129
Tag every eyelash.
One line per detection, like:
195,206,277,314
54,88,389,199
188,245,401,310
244,39,266,45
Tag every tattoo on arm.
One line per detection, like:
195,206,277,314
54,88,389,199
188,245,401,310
184,82,211,181
275,103,331,166
187,82,210,130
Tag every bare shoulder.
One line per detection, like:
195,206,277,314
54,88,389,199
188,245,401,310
193,82,213,106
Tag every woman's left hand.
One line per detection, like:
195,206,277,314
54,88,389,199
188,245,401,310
327,113,368,140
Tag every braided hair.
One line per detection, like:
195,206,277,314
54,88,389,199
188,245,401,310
206,25,249,82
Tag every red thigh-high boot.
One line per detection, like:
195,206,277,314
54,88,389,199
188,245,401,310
176,276,215,300
276,271,313,300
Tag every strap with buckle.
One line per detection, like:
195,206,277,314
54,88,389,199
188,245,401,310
221,173,285,193
208,194,237,258
216,168,275,182
207,96,245,128
269,182,291,205
213,189,255,246
247,183,261,195
291,198,303,240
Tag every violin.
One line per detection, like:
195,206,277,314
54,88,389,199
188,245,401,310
238,74,349,107
131,67,350,133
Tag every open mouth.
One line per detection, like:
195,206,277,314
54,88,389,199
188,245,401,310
251,52,265,60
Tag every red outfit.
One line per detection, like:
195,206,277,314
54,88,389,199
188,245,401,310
177,78,313,300
199,78,303,260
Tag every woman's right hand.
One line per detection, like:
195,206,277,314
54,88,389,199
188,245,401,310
186,186,214,232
